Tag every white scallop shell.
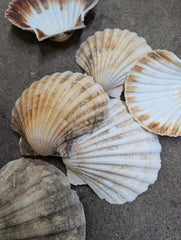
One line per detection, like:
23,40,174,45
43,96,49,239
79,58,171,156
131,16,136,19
125,49,181,136
76,29,152,98
5,0,99,41
11,71,109,157
63,99,161,204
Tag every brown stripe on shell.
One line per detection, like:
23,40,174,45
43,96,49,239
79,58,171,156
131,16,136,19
133,64,145,73
148,49,173,63
171,123,181,136
5,7,30,28
76,14,83,26
148,121,181,136
40,0,49,9
28,0,42,14
36,29,47,39
126,96,136,102
137,113,150,122
127,73,139,83
125,85,139,93
5,0,34,28
138,55,153,66
129,106,142,113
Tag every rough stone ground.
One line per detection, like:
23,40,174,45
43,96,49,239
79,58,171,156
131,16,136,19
0,0,181,239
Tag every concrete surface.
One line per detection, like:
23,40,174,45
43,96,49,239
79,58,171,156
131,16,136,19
0,0,181,239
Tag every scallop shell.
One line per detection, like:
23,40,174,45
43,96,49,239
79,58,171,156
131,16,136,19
0,158,86,239
63,99,161,204
11,71,109,157
76,29,152,98
125,49,181,136
5,0,99,42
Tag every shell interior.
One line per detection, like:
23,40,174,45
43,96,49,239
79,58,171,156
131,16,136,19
5,0,99,41
63,99,161,204
0,158,86,239
76,28,152,98
125,49,181,136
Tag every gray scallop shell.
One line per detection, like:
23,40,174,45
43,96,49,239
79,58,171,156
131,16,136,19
0,158,86,239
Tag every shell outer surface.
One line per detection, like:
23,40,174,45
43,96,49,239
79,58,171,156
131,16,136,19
5,0,99,41
125,49,181,137
63,99,161,204
0,158,86,240
76,28,152,98
11,71,109,157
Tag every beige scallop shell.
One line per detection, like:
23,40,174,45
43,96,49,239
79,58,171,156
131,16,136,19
5,0,99,41
125,49,181,136
63,99,161,204
0,158,85,239
11,71,109,156
76,29,152,98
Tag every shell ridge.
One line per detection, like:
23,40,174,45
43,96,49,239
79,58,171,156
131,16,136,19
77,170,142,202
0,172,55,213
48,83,107,149
66,158,160,186
107,43,152,88
54,102,108,152
135,60,181,76
42,73,85,148
34,74,61,151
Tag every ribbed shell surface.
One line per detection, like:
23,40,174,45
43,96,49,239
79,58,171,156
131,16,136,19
76,29,152,98
0,158,86,240
63,99,161,204
11,72,109,156
125,49,181,136
5,0,99,41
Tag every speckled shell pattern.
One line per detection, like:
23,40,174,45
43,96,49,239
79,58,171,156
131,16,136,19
125,49,181,137
63,99,161,204
76,28,152,98
11,71,109,157
5,0,99,41
0,158,86,240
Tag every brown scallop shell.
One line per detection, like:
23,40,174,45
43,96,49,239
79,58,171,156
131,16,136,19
11,71,109,156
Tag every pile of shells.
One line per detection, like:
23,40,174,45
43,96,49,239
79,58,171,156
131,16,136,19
2,0,181,239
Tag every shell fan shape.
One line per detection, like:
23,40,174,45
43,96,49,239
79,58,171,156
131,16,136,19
63,99,161,204
76,28,152,98
11,71,109,157
125,49,181,136
5,0,99,41
0,158,86,239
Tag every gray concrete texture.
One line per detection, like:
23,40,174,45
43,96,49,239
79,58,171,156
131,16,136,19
0,0,181,239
